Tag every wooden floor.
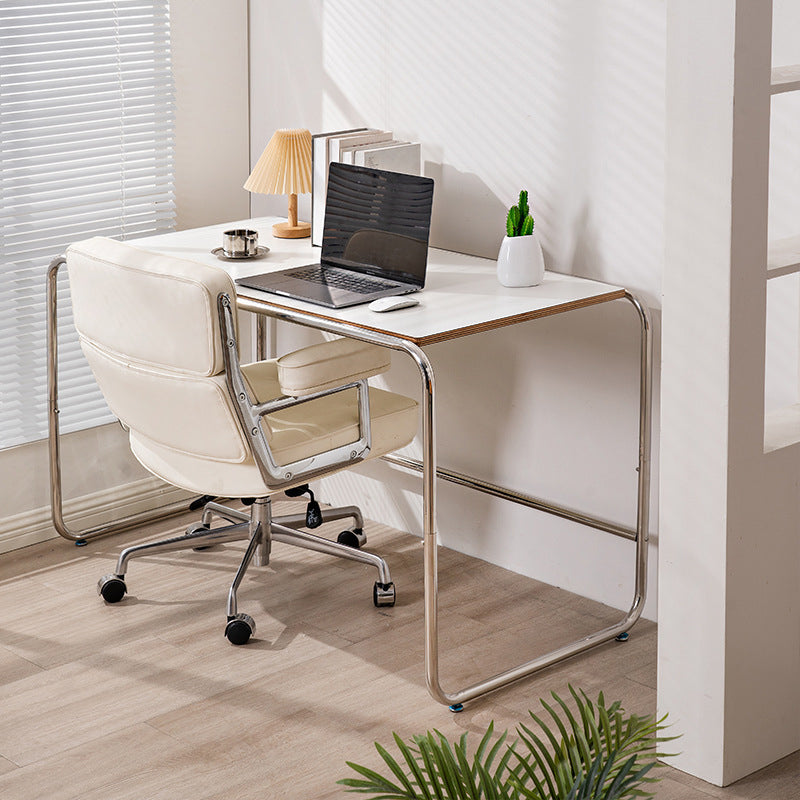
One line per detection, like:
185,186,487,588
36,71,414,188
0,500,797,799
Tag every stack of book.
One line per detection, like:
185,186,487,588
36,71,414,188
311,128,421,246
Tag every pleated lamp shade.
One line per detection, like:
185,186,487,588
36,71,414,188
244,128,313,238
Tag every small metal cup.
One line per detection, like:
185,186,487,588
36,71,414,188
222,229,258,257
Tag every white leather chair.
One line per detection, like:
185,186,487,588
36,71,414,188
66,236,418,644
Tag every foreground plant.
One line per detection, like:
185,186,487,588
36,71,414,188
339,686,675,800
512,686,672,799
341,723,520,799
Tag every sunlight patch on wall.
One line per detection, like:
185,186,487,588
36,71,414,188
320,0,665,301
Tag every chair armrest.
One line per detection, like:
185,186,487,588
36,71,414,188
277,338,390,397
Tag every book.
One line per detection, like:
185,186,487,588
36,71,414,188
339,138,399,165
311,128,367,245
312,129,391,246
328,130,392,163
354,141,421,174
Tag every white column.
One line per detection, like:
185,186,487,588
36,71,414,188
171,0,250,230
661,0,800,784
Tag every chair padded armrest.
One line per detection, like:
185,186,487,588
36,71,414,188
277,338,390,397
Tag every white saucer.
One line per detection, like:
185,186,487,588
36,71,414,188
211,246,270,262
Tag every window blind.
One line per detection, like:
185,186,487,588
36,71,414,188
0,0,176,449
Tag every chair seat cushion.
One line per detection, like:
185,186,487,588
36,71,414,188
129,359,418,497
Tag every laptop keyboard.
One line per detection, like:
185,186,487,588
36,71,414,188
291,265,400,295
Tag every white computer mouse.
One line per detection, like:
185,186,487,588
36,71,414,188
368,296,420,312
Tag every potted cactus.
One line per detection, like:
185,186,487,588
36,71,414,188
497,189,545,287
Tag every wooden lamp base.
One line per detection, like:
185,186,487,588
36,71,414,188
272,220,311,239
273,192,311,239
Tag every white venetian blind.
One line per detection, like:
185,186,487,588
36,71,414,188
0,0,176,449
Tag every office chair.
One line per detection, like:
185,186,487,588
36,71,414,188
66,236,418,644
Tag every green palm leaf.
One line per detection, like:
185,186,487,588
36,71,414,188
339,687,677,800
513,687,673,800
339,724,519,800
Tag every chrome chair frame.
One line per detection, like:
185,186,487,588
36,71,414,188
217,293,373,488
47,256,195,544
46,258,376,542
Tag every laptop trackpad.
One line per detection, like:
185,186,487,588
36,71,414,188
241,273,339,306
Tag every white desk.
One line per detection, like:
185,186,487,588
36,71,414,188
48,217,652,709
134,217,628,347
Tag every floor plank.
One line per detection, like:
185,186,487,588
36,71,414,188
0,500,796,797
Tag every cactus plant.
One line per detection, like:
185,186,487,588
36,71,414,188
506,189,535,237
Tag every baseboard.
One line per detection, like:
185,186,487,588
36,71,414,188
0,478,192,555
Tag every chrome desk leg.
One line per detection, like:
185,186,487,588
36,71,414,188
395,343,441,704
47,256,194,544
256,312,269,361
625,290,653,626
234,293,653,708
398,295,653,708
255,311,278,361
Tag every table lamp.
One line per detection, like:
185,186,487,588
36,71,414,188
244,128,313,238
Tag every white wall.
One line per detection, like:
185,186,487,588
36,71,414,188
0,0,251,553
249,0,665,619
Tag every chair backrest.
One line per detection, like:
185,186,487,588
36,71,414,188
66,236,251,465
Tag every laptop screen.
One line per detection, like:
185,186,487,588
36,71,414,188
321,162,434,288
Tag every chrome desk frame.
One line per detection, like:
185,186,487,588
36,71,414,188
46,256,195,544
236,290,652,708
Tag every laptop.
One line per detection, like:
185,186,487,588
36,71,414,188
236,162,434,308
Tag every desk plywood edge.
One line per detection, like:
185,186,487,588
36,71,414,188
237,288,627,347
412,288,628,345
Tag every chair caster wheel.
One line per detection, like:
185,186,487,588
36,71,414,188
98,574,127,603
373,581,396,607
187,522,213,550
449,704,464,713
225,613,255,645
616,631,630,642
337,528,366,549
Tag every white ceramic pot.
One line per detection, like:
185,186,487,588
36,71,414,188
496,234,545,287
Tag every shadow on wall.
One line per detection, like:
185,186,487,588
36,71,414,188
317,325,528,547
570,203,604,283
423,161,508,261
312,0,665,300
319,297,649,589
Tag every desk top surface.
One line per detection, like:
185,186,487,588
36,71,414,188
135,217,626,346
